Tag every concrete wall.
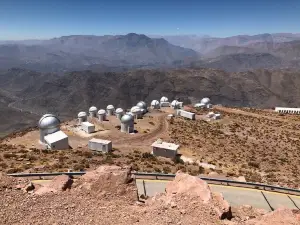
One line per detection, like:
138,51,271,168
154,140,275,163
152,147,177,158
88,141,112,153
46,137,69,150
177,110,195,120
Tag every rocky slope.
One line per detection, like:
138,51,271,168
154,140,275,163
0,166,299,225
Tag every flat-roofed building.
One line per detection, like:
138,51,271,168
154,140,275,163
44,130,69,150
88,138,112,153
81,121,95,134
275,107,300,114
151,139,179,159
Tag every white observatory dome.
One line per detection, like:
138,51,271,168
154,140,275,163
116,108,124,114
78,112,87,118
98,109,106,115
131,106,142,114
160,96,168,102
89,106,97,113
137,101,147,110
38,114,60,129
171,100,179,107
107,105,115,110
121,114,134,124
151,100,160,106
201,97,210,105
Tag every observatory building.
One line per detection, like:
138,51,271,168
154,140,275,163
89,106,97,118
107,105,115,116
38,114,69,150
201,97,211,105
151,139,179,159
81,121,95,134
115,108,124,120
171,100,183,109
78,112,87,124
275,107,300,114
131,106,143,119
88,138,112,153
151,100,160,109
137,101,148,113
160,96,170,107
98,109,106,122
120,114,134,133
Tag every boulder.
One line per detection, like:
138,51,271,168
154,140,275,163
35,175,73,195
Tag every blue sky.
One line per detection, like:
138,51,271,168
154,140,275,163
1,0,300,40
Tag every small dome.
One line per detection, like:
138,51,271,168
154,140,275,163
78,112,87,118
137,101,147,109
89,106,97,112
121,114,134,123
38,114,60,129
151,100,160,106
116,108,124,114
107,105,115,110
131,106,142,114
171,100,180,107
98,109,106,115
194,103,206,107
201,97,210,105
160,96,168,102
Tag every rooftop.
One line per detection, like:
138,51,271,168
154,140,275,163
151,140,179,151
81,122,95,127
44,130,68,144
89,138,112,144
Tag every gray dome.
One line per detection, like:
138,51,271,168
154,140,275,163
201,97,210,105
78,112,87,118
38,114,60,129
107,105,115,110
137,101,147,109
89,106,97,112
151,100,159,106
121,114,134,123
98,109,106,115
160,96,168,102
116,108,124,114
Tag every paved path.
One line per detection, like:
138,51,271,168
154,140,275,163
136,179,300,211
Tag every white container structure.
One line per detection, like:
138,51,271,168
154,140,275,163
137,101,148,113
275,107,300,114
89,106,97,118
81,121,95,134
151,139,179,159
44,130,69,150
177,110,196,120
151,100,160,109
121,114,134,133
160,96,170,107
98,109,106,122
78,112,87,124
131,106,143,119
115,108,124,120
88,138,112,153
106,105,115,116
213,113,221,120
206,103,213,109
38,114,61,144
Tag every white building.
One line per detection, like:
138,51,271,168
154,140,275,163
98,109,106,122
137,101,148,113
151,139,179,159
171,100,183,109
38,114,61,144
89,106,97,118
160,96,170,107
88,138,112,153
121,114,134,133
44,130,69,150
81,121,95,133
106,105,115,116
151,100,160,109
207,112,215,118
213,113,221,120
77,112,87,124
115,108,124,120
177,110,196,120
275,107,300,114
131,106,143,119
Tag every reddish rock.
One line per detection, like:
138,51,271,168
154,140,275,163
35,175,73,195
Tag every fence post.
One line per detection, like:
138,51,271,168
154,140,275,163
143,179,147,197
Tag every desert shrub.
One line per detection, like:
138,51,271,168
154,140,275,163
0,162,8,169
149,121,155,126
82,151,93,158
162,166,171,174
173,157,184,164
248,161,260,169
73,163,85,171
198,166,205,174
3,153,16,158
153,167,161,172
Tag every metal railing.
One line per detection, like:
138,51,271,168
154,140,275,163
7,171,300,196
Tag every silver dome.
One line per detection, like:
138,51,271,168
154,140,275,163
137,101,147,109
38,114,60,129
151,100,159,106
98,109,106,115
116,108,124,114
160,96,168,102
201,97,210,105
89,106,97,112
107,105,115,110
121,114,134,123
78,112,87,118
